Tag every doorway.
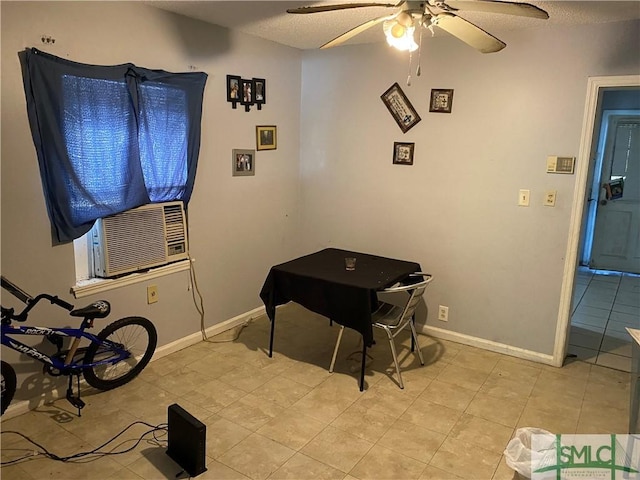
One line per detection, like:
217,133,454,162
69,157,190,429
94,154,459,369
583,111,640,273
570,88,640,372
554,76,640,372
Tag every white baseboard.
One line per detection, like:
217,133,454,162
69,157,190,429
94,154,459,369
151,306,266,360
419,324,555,366
2,306,267,419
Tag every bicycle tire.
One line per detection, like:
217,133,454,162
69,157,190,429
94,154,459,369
83,316,157,391
1,360,17,415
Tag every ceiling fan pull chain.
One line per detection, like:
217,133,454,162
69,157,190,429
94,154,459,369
416,21,424,77
406,49,413,86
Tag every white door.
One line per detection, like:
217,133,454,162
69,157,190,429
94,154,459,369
590,115,640,273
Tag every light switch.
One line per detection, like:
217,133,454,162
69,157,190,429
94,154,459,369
544,190,557,206
518,189,530,207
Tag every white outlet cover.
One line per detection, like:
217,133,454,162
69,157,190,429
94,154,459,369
544,190,557,206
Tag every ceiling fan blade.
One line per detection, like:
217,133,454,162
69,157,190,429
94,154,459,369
434,13,506,53
287,3,396,14
442,0,549,19
320,13,397,48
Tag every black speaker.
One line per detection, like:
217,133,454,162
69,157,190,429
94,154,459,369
166,403,207,477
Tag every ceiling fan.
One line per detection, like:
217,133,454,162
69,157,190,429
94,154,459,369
287,1,549,53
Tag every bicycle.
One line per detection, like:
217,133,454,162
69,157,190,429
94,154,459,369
1,276,157,416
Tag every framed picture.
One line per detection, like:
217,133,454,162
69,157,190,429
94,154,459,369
380,82,421,133
393,142,415,165
240,79,254,105
429,89,454,113
256,125,277,151
253,78,266,105
232,149,255,176
226,75,241,102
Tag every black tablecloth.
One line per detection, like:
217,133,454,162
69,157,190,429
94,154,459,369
259,248,421,347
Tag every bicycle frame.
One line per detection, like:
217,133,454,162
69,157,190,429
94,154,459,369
1,324,131,374
0,276,156,417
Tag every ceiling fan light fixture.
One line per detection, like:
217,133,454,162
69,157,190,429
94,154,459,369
383,19,418,52
391,23,406,38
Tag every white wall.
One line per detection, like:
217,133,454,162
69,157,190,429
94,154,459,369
298,20,640,355
1,1,302,397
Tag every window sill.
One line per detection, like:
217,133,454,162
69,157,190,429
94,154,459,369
71,259,192,299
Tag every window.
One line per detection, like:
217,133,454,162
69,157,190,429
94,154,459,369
19,48,207,244
610,121,638,181
62,75,142,224
62,76,191,224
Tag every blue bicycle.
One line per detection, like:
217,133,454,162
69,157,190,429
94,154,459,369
1,276,157,416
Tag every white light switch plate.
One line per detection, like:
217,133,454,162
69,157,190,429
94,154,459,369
518,189,530,207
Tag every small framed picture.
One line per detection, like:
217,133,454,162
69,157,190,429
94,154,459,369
429,89,454,113
241,79,254,105
253,78,266,105
226,75,241,102
393,142,415,165
256,125,277,151
381,82,421,133
232,149,255,176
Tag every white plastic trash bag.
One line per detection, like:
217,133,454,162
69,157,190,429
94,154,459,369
504,427,557,479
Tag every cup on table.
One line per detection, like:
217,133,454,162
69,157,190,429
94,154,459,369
344,257,356,271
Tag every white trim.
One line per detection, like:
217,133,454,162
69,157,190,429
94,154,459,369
2,306,267,419
419,324,555,365
71,259,192,298
553,75,640,368
151,306,266,360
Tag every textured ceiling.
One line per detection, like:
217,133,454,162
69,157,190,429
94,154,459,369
145,1,640,50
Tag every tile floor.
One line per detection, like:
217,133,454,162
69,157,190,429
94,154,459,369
1,303,632,480
569,267,640,372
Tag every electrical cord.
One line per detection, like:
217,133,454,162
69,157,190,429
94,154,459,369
187,252,247,344
184,210,207,341
187,253,207,340
1,421,167,466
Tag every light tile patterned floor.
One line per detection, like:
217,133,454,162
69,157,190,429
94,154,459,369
1,303,632,479
569,267,639,372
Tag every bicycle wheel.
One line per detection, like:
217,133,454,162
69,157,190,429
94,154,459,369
1,360,17,415
83,316,157,390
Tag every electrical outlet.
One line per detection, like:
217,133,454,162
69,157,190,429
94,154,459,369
438,305,449,322
147,285,158,304
544,190,557,206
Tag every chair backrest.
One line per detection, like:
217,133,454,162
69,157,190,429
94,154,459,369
381,273,433,327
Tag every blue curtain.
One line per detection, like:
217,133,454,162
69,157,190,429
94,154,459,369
19,48,207,244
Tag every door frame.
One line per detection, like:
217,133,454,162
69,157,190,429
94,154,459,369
552,74,640,367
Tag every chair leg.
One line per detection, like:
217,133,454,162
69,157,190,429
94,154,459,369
409,321,424,365
410,314,415,352
385,328,404,389
329,325,345,373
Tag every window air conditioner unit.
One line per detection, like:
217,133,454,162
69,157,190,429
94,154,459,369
91,201,189,278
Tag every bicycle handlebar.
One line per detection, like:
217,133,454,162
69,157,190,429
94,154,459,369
42,294,75,311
